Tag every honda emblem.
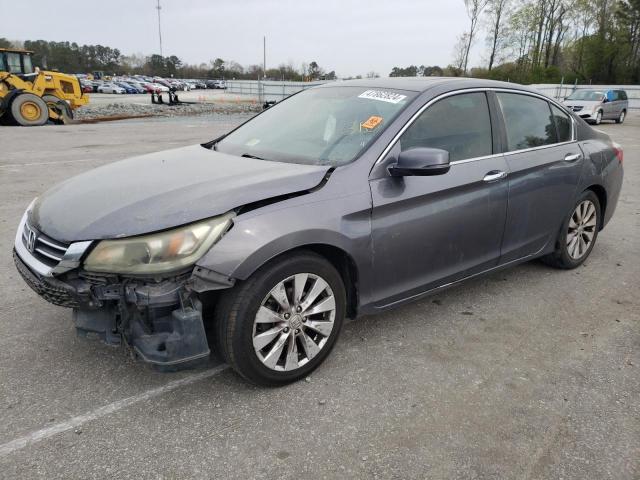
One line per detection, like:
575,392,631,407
26,228,37,253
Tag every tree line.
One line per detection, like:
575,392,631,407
0,38,336,81
391,0,640,84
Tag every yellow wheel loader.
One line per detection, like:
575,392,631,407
0,48,88,126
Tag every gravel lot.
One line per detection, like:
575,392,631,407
0,113,638,479
75,91,261,121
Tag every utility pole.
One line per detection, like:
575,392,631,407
263,36,266,79
156,0,163,57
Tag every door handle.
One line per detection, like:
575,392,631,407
483,170,508,182
564,153,582,162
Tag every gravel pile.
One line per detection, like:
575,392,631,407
75,101,262,121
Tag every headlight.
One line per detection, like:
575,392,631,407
83,212,235,274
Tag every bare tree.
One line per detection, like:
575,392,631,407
485,0,511,71
462,0,489,73
453,32,471,70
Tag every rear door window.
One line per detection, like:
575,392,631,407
496,93,557,151
550,105,572,143
399,92,493,161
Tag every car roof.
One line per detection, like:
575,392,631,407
318,77,541,95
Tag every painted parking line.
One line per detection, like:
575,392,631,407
0,364,229,458
0,158,108,168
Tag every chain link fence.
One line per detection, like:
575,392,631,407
225,80,332,102
225,79,640,109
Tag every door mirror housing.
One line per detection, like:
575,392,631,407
388,148,451,177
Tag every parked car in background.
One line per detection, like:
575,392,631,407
563,89,628,125
207,79,226,89
13,78,623,385
124,82,146,94
80,82,93,94
97,83,125,94
153,78,172,89
139,82,157,93
114,82,137,94
150,83,170,93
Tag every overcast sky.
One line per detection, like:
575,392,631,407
5,0,485,77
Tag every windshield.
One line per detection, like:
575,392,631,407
567,90,605,101
214,86,417,166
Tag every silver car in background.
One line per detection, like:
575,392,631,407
563,89,628,125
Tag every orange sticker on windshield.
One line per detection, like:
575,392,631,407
361,116,383,130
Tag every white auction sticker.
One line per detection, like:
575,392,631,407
358,90,407,104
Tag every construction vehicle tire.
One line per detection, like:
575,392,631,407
10,93,48,126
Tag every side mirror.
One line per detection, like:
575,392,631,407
602,97,608,103
388,148,451,177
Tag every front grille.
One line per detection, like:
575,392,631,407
13,249,79,308
21,222,70,268
571,106,583,112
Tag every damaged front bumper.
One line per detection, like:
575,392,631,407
13,219,234,371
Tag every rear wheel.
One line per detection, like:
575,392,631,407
214,252,346,386
615,110,626,124
43,95,74,124
541,190,601,269
10,93,48,126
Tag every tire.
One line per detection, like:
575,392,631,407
541,190,601,269
615,110,626,124
214,251,346,386
10,93,49,126
594,110,602,125
42,95,73,124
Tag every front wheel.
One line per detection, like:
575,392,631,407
214,251,346,386
594,110,603,125
541,190,601,269
10,93,49,126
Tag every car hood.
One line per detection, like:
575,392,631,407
30,145,331,242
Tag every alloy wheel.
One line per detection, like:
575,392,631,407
567,200,597,260
252,273,336,371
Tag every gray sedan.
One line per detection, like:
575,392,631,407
13,78,624,385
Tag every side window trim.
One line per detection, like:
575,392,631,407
486,90,507,155
373,87,576,168
548,100,561,145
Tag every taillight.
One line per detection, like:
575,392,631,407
612,142,623,164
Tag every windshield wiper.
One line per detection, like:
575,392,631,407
241,153,266,160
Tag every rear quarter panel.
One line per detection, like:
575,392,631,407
575,119,623,228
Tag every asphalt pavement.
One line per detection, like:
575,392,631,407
0,112,638,479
